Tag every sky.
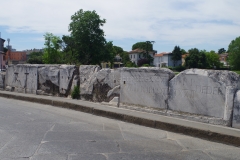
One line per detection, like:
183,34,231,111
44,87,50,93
0,0,240,53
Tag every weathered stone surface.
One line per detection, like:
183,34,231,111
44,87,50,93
5,64,41,93
232,90,240,128
169,69,240,124
59,65,78,96
120,67,175,109
38,65,60,95
80,65,120,102
71,75,80,92
0,72,5,89
80,65,100,96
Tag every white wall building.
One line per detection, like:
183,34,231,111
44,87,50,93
129,48,156,65
154,52,182,67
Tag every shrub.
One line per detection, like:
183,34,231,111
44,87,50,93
71,85,80,99
142,64,150,67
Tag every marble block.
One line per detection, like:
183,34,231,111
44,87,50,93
168,69,240,123
120,67,175,109
232,90,240,128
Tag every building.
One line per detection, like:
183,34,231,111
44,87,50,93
219,53,228,66
6,50,27,65
181,54,189,66
0,38,6,70
129,48,156,65
154,52,182,67
101,55,124,69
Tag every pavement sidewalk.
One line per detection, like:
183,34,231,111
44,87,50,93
0,90,240,146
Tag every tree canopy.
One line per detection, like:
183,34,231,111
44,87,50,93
228,36,240,70
185,48,206,68
218,48,226,54
205,50,221,69
43,33,62,64
27,52,44,64
132,42,153,51
171,46,182,66
68,9,112,65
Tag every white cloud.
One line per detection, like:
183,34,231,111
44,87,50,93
0,0,240,52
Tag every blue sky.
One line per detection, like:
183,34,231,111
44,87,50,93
0,0,240,53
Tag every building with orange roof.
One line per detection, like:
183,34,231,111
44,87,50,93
129,48,156,65
154,52,182,67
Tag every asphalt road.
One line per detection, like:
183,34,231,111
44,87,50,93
0,97,240,160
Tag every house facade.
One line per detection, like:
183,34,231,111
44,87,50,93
129,48,156,65
6,50,27,65
154,52,182,67
0,38,6,70
219,53,228,66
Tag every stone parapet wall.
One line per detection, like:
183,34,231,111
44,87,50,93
1,64,240,129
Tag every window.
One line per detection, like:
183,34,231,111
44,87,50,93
139,54,141,58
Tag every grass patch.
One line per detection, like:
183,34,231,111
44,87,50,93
233,71,240,74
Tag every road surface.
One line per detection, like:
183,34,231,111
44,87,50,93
0,97,240,160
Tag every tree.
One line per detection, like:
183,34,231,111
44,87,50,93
27,52,44,64
68,9,110,65
113,46,124,56
61,35,76,64
218,48,226,54
132,42,153,51
185,48,206,68
205,50,221,69
181,49,187,55
43,33,62,64
171,46,182,67
228,36,240,70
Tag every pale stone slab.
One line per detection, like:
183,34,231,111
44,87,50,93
5,64,40,93
232,90,240,128
38,65,60,95
120,67,175,109
0,72,5,89
80,65,100,96
80,65,120,102
169,69,240,123
59,65,77,96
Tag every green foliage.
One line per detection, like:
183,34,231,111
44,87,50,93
43,33,63,64
171,46,182,66
71,85,80,99
218,48,226,54
119,51,130,64
68,9,110,65
233,71,240,75
3,47,8,53
185,48,206,68
125,61,137,67
27,52,44,64
228,36,240,70
113,46,124,56
181,49,187,54
61,35,76,64
132,42,153,51
205,51,221,69
142,64,150,67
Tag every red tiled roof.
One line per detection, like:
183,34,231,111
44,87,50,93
129,48,145,54
154,53,164,57
182,54,189,58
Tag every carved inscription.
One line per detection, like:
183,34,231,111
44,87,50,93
121,76,168,83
